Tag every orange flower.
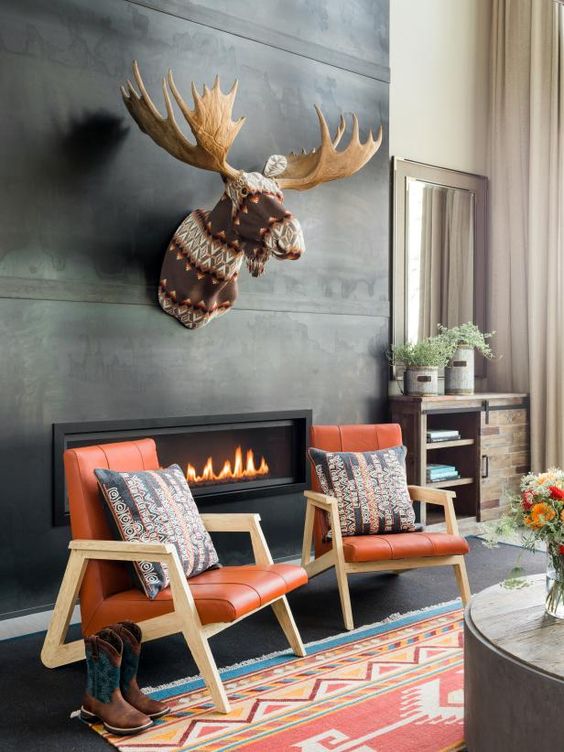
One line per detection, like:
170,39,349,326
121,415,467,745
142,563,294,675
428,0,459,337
560,509,564,523
529,502,556,527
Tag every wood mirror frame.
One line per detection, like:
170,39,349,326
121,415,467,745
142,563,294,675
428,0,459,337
391,157,488,378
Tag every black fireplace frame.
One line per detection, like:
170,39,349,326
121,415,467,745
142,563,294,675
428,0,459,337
52,409,311,526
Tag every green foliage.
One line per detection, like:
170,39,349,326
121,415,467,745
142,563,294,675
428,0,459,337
389,335,451,368
438,322,495,359
481,514,518,549
501,566,531,590
390,323,496,369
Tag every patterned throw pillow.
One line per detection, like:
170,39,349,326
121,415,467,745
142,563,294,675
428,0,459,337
308,445,416,537
95,464,219,599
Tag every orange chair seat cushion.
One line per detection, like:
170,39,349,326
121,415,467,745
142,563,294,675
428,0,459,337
83,563,307,635
340,532,469,562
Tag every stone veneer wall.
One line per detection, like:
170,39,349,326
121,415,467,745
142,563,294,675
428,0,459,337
480,405,530,520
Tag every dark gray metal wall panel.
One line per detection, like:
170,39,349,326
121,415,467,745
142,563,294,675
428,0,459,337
0,0,390,616
0,0,389,317
127,0,390,80
0,298,389,614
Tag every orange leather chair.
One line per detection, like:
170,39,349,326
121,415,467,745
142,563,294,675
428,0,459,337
41,439,307,713
302,424,470,630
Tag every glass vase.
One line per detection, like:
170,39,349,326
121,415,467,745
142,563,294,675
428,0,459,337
546,544,564,619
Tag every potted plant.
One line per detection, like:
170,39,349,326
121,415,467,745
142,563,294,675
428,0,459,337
438,322,495,395
389,336,451,396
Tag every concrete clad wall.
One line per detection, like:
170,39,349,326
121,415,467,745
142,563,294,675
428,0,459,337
0,0,390,617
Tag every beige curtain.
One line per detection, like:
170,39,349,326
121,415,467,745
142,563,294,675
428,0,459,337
489,0,564,468
418,185,474,340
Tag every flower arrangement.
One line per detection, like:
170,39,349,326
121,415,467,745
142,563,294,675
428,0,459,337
437,322,496,360
486,468,564,617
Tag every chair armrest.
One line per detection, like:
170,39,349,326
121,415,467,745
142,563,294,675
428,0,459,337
199,513,262,533
199,513,274,567
304,489,338,512
407,485,460,536
408,485,455,507
63,539,199,622
303,489,344,563
68,539,176,562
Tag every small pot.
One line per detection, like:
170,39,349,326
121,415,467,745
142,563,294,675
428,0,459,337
445,346,474,395
404,366,439,396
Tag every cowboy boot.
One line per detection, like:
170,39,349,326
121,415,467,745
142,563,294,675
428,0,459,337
110,622,170,719
80,628,153,736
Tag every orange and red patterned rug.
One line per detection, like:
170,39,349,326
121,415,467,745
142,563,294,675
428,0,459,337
90,602,466,752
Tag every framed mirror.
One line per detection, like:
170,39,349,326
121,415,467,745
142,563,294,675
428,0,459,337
392,158,488,376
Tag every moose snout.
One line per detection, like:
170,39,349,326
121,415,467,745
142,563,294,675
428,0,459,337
268,216,305,260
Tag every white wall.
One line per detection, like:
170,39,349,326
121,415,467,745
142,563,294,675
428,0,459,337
390,0,491,175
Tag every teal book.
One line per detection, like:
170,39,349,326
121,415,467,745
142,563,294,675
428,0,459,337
427,463,457,473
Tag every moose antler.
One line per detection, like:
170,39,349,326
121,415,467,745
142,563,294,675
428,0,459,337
121,61,244,179
276,106,382,191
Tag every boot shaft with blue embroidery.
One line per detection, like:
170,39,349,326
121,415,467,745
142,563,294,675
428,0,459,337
80,628,153,735
109,622,170,719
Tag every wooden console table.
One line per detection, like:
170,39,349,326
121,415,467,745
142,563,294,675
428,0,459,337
464,575,564,751
390,393,529,522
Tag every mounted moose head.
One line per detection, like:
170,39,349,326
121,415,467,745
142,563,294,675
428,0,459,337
122,62,383,329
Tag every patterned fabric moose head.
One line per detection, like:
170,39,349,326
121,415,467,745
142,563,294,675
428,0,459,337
122,62,383,329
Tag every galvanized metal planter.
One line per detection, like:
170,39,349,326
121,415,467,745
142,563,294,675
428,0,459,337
404,366,439,396
445,345,474,395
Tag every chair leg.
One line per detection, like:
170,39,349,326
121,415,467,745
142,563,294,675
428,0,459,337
453,557,471,606
167,553,231,713
335,558,354,631
271,596,306,657
180,625,231,713
41,549,88,668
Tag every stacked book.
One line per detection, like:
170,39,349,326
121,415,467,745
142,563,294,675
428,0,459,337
427,463,460,483
427,429,461,443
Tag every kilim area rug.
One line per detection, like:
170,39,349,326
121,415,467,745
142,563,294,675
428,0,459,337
87,602,466,752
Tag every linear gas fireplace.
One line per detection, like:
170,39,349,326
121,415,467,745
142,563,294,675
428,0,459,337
52,410,311,525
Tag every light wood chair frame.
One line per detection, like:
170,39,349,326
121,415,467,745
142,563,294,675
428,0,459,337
41,513,306,714
301,485,471,631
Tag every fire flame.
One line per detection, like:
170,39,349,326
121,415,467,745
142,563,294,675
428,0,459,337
186,445,269,485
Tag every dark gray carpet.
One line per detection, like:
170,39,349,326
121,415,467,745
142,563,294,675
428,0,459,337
0,538,544,751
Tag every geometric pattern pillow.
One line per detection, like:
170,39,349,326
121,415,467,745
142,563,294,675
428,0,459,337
307,445,416,537
94,464,219,599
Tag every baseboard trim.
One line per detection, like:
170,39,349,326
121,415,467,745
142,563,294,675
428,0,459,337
0,602,58,621
0,605,81,641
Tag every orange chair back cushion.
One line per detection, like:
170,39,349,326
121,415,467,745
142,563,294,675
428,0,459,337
309,424,403,553
63,439,160,630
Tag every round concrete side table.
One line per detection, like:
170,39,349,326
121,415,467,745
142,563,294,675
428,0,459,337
464,574,564,751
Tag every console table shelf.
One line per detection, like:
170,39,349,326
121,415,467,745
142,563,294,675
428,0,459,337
426,439,475,450
430,477,474,489
390,393,529,523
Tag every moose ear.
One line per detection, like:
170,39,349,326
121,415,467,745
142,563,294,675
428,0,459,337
263,154,288,178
